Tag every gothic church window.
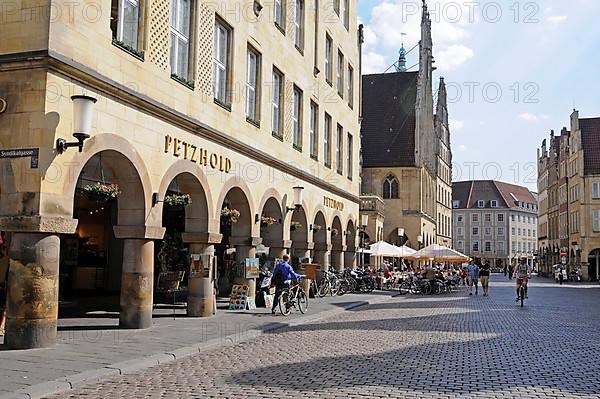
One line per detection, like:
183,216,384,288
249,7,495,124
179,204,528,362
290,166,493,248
383,175,399,199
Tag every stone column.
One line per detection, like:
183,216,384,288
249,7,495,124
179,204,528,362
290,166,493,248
263,240,292,260
182,232,222,317
4,233,60,349
119,239,154,329
331,245,346,271
313,242,331,271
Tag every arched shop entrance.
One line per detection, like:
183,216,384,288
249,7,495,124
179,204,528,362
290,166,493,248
216,187,253,297
258,196,285,263
344,220,356,269
331,216,343,271
60,150,147,327
289,206,309,269
588,249,600,281
157,170,211,316
312,211,329,270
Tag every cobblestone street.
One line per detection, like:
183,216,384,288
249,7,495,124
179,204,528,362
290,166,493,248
46,276,600,398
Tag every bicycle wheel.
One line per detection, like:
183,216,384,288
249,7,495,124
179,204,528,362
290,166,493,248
318,279,330,297
347,277,357,292
422,283,432,295
297,289,308,314
279,290,292,316
399,281,410,295
520,286,525,307
330,278,340,296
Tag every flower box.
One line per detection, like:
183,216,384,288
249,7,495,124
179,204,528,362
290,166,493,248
260,215,277,227
83,182,121,203
164,193,192,207
312,224,322,232
331,227,339,236
221,207,241,223
290,221,302,231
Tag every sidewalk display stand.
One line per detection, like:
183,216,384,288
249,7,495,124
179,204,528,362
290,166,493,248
302,263,320,298
228,284,249,311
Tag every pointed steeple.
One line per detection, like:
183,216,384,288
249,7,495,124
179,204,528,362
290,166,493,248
396,45,407,72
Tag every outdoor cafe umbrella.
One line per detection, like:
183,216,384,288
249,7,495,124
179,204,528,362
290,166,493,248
368,241,403,257
397,245,417,258
410,244,470,262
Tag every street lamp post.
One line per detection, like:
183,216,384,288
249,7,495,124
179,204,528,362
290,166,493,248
360,214,369,269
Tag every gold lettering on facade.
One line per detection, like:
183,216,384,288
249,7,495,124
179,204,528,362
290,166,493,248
190,145,198,162
173,138,181,157
324,196,344,211
163,134,231,173
164,135,173,153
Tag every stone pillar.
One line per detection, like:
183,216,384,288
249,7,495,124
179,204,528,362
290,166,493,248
263,240,292,260
182,232,222,318
331,245,345,271
119,239,154,329
313,242,331,271
4,233,60,349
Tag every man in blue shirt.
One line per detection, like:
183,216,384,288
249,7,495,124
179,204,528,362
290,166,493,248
271,254,303,314
468,260,480,296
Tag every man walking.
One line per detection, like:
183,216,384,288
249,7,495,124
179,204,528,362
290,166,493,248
270,254,303,314
479,260,491,296
468,260,480,296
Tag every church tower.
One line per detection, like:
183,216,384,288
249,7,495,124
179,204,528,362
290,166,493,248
415,0,436,174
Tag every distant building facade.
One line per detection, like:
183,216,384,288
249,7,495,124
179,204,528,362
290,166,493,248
537,111,600,280
360,3,452,249
452,180,538,267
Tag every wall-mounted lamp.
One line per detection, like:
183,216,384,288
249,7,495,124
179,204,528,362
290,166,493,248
398,228,405,237
286,186,304,212
56,95,97,153
152,192,162,207
417,235,423,243
255,213,260,223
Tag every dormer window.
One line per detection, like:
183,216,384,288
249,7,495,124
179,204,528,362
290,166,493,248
490,200,498,208
452,200,460,209
477,200,485,208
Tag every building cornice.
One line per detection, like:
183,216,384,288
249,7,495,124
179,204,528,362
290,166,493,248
0,51,360,204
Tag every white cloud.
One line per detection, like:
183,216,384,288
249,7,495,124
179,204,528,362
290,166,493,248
363,51,389,74
435,45,474,70
449,119,464,131
518,113,539,122
547,15,567,23
457,144,468,152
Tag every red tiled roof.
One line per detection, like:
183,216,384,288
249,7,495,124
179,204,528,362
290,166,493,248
580,118,600,175
452,180,537,209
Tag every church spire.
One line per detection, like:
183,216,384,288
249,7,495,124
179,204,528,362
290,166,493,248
396,33,407,72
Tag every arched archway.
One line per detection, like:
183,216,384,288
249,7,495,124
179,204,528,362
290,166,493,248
216,186,253,295
289,206,309,268
312,211,328,269
156,171,212,316
330,216,343,271
344,220,356,269
259,196,285,261
588,249,600,281
64,150,150,328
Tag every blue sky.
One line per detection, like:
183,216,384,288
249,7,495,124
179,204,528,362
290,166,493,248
358,0,600,191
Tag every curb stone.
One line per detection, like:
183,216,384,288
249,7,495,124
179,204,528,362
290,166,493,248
5,294,393,399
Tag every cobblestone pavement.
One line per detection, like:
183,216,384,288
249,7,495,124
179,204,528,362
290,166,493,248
47,276,600,399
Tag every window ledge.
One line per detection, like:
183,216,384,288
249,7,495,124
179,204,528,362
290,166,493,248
347,176,352,181
337,169,343,175
246,117,260,128
296,45,304,55
293,144,302,152
272,132,284,141
112,38,145,61
310,155,318,161
325,162,331,169
171,74,195,90
214,98,231,112
275,23,286,35
326,79,333,87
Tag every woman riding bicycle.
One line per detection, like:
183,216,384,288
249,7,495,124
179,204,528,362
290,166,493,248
514,256,532,302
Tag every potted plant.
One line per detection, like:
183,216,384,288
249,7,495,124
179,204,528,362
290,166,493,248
83,182,121,202
331,227,339,236
221,207,241,223
260,215,277,227
164,193,192,207
290,221,302,231
312,224,322,232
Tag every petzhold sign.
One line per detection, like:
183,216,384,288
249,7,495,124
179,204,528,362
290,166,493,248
323,196,344,211
164,134,231,173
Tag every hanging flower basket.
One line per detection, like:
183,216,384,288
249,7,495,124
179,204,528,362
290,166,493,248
83,182,121,202
164,193,192,207
260,215,277,227
312,224,322,232
221,207,241,223
331,227,339,236
290,221,302,231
